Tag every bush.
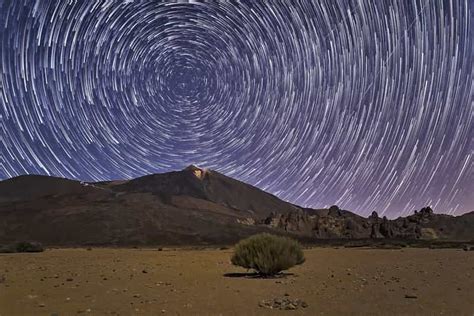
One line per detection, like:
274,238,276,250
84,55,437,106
14,242,44,253
231,233,305,276
0,242,44,253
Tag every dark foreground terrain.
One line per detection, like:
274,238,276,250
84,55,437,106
0,165,473,246
1,247,473,315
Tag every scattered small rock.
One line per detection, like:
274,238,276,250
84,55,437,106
142,270,148,274
66,278,73,282
405,294,418,299
463,245,473,251
259,297,308,310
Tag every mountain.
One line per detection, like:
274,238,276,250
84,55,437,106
109,165,300,217
0,166,472,246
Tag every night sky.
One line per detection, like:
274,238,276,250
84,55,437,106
1,0,473,217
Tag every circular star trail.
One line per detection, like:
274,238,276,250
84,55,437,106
1,0,473,217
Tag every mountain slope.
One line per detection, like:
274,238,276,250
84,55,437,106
0,166,472,245
0,175,104,203
111,165,300,217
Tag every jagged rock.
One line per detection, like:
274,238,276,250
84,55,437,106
370,211,379,220
420,207,433,216
254,205,473,241
414,226,422,238
262,210,313,233
345,218,356,230
379,217,394,238
328,205,342,216
370,224,379,239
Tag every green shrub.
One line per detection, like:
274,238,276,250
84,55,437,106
231,233,305,276
0,242,44,253
15,242,44,253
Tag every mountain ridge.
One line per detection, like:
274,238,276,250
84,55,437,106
0,166,472,245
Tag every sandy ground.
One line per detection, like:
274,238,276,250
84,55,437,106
0,247,473,316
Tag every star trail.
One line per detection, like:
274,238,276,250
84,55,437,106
1,0,473,217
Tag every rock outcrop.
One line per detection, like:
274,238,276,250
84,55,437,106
256,206,473,241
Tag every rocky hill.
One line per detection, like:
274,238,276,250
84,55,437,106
257,206,474,241
0,166,472,246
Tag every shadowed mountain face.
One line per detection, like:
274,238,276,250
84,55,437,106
111,165,300,217
0,166,472,246
0,175,103,203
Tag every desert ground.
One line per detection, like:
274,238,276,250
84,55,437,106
1,247,473,315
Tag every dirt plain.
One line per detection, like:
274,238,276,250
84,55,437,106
1,247,473,316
